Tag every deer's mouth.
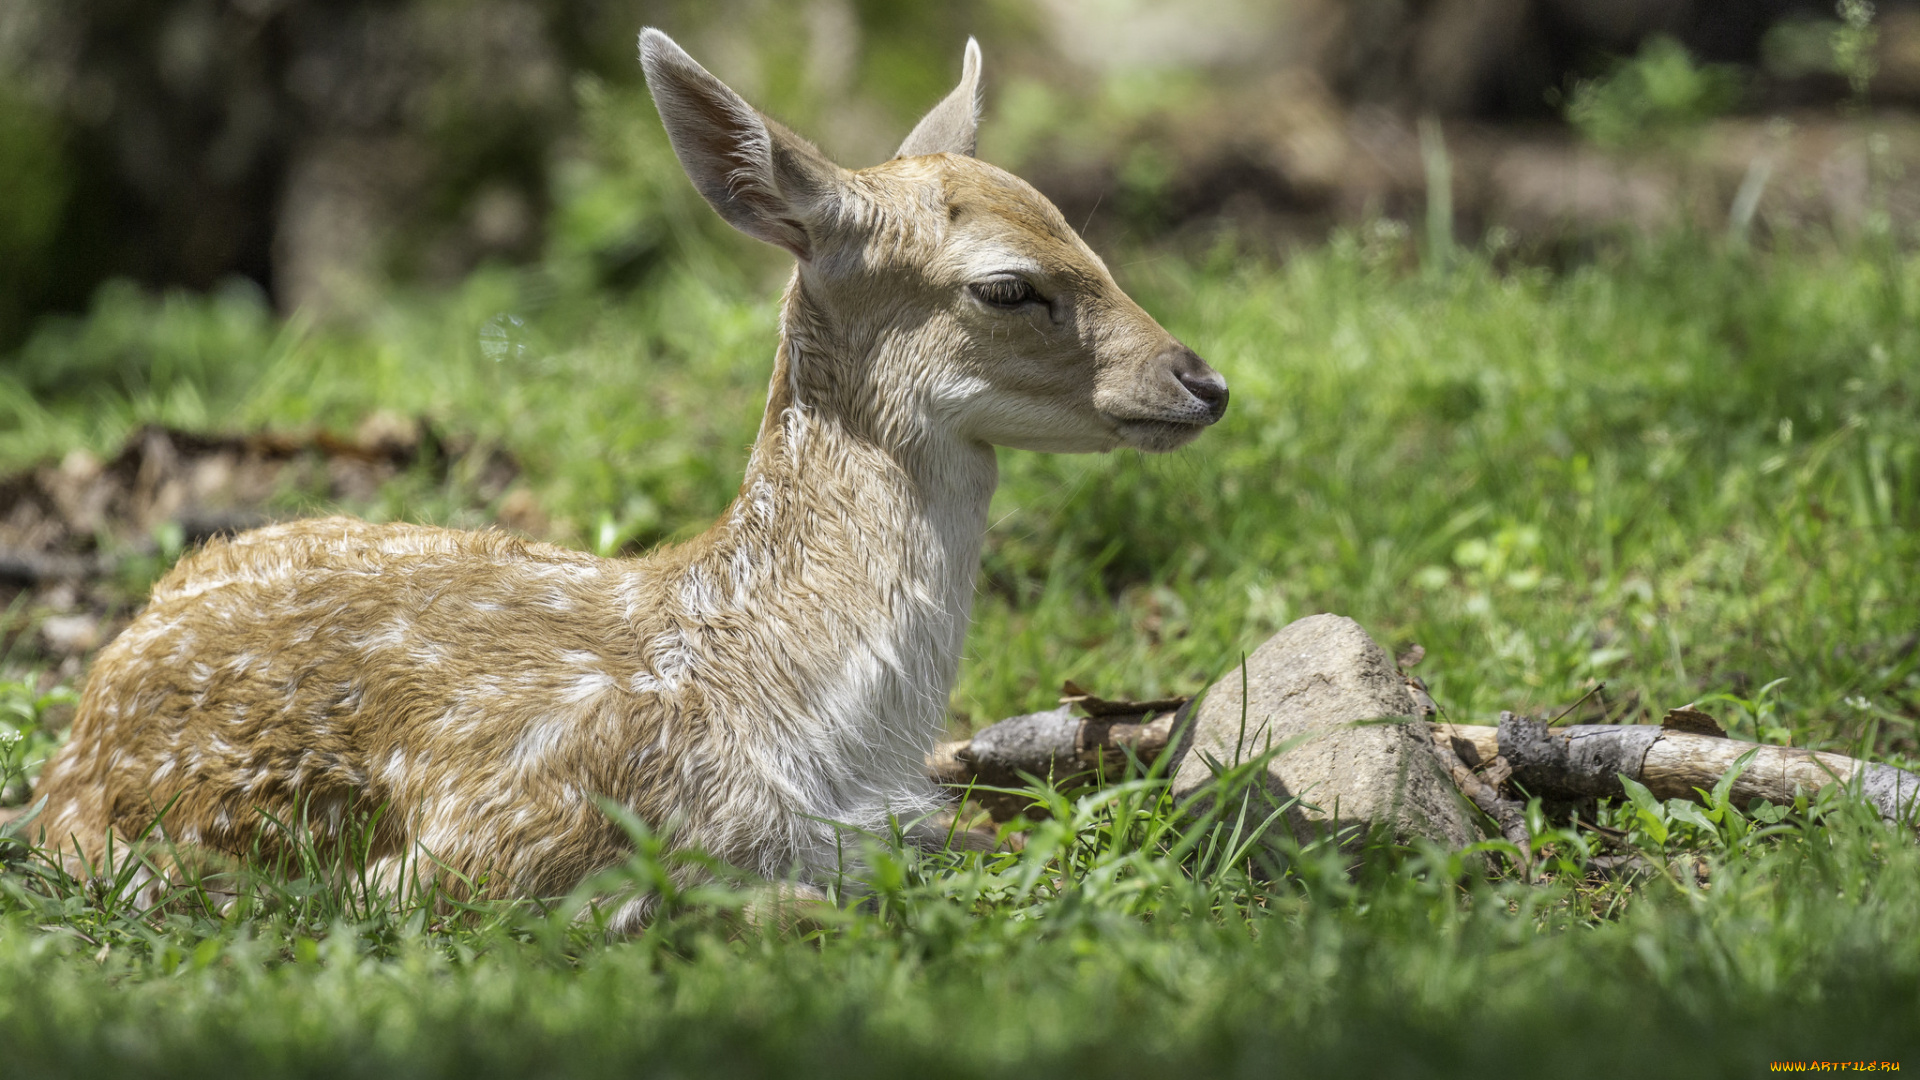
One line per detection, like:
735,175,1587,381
1109,416,1212,452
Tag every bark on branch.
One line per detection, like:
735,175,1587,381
1425,729,1529,846
1436,716,1920,825
926,702,1191,819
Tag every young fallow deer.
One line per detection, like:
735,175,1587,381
25,29,1227,926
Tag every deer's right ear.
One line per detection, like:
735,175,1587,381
640,28,843,261
896,38,982,159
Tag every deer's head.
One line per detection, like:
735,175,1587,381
640,29,1227,455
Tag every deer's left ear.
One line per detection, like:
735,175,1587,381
896,38,982,159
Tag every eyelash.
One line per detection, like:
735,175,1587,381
970,277,1041,309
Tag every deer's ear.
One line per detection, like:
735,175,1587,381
640,28,843,260
896,38,982,159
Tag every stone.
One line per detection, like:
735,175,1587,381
1170,614,1479,851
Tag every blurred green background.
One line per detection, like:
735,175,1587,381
3,0,1920,344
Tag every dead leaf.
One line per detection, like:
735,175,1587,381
1447,734,1482,768
1661,705,1727,738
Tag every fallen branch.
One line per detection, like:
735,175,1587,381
1406,676,1529,848
1425,730,1530,847
926,700,1191,819
932,681,1920,836
1436,715,1920,826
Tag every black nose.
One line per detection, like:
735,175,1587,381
1170,348,1229,420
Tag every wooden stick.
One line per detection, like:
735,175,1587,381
1434,723,1500,769
926,703,1190,819
927,704,1189,787
1435,715,1920,825
930,705,1920,831
1409,678,1529,847
1425,728,1529,847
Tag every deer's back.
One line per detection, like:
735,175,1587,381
33,517,663,892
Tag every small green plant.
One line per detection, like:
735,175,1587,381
1706,677,1796,746
1567,36,1742,148
0,678,72,808
1599,747,1862,888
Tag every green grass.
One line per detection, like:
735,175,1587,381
3,230,1919,1074
1,746,1916,1076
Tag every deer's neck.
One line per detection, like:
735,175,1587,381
655,279,995,821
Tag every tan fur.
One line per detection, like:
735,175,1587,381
28,31,1227,925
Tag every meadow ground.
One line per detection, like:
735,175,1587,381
2,228,1918,1076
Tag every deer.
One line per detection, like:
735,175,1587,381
21,29,1228,929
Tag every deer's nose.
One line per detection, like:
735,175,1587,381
1168,346,1229,421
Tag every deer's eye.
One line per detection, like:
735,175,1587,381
970,276,1042,309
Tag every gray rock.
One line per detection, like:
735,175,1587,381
1170,614,1479,851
